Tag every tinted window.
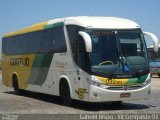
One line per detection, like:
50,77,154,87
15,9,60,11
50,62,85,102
2,26,67,55
66,25,80,61
67,25,90,71
50,27,67,53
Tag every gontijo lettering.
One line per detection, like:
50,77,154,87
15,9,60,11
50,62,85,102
10,58,29,66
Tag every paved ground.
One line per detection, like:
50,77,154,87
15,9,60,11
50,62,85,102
0,73,160,116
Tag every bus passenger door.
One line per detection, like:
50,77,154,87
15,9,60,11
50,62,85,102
74,36,90,100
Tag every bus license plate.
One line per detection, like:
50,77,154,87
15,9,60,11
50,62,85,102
120,93,130,98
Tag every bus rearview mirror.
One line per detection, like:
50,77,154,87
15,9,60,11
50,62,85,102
78,31,92,52
143,32,159,52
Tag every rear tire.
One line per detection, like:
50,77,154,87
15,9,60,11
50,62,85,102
12,75,21,94
60,80,72,106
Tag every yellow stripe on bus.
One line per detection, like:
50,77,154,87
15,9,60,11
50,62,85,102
4,21,48,37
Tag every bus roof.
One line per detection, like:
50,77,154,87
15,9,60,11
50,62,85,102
3,16,140,37
64,16,140,29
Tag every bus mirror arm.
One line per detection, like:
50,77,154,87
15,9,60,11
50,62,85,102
143,32,159,52
78,31,92,52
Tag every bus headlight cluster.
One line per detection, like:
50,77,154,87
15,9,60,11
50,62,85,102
87,78,107,88
142,74,151,86
142,78,151,86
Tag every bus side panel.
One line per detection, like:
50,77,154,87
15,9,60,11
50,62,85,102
2,54,36,89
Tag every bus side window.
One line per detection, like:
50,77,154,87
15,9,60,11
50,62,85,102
50,27,67,53
40,29,50,53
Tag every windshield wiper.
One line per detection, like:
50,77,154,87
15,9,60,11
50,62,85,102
107,65,119,79
126,58,140,77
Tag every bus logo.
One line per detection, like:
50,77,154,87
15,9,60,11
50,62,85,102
75,88,87,99
123,86,128,91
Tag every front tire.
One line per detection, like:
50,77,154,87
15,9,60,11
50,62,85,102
60,80,72,106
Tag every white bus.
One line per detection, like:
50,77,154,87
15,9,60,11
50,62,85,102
148,45,160,77
2,16,158,106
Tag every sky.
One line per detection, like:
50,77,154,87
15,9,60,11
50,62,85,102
0,0,160,56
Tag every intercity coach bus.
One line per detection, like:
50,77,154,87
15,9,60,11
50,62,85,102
148,45,160,77
2,16,158,106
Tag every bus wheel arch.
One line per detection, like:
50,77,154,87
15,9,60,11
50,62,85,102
59,76,72,106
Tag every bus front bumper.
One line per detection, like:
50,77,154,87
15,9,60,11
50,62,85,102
88,84,151,102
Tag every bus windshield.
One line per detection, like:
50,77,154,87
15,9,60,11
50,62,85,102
86,30,148,77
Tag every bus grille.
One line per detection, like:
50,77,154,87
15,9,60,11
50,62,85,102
106,84,144,91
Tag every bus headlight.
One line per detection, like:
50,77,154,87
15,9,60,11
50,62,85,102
87,79,107,88
142,77,151,86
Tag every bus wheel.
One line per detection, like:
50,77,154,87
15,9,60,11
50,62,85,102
158,74,160,78
12,75,21,94
60,80,72,106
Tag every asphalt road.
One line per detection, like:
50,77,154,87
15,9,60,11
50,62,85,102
0,73,160,116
